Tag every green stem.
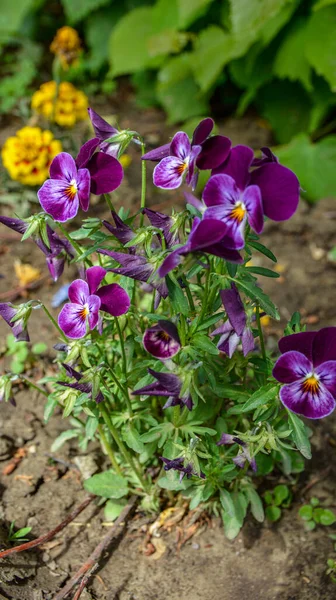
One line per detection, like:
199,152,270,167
98,424,122,475
172,405,180,427
21,377,48,398
197,264,210,328
103,193,115,213
98,346,133,415
181,276,196,314
114,318,133,417
139,141,147,226
41,304,68,343
177,405,189,427
256,304,267,363
57,223,82,256
100,405,149,491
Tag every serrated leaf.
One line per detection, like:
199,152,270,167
109,7,154,76
305,6,336,90
166,275,189,316
192,334,219,355
192,26,237,91
274,19,312,92
122,424,145,453
287,411,312,459
247,241,277,262
239,384,279,413
232,277,280,320
84,471,128,498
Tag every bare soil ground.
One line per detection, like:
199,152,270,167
0,102,336,599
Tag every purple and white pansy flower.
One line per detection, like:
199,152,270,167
143,320,181,360
203,174,264,249
132,368,193,410
211,285,254,357
213,144,300,222
58,266,130,339
217,433,257,472
0,303,30,342
38,152,90,222
273,328,336,419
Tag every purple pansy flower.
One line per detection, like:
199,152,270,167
0,303,30,341
217,433,257,472
143,320,181,360
132,368,193,410
160,456,205,482
213,144,300,221
273,328,336,419
203,174,264,249
0,216,75,281
158,217,243,278
98,250,168,302
211,285,254,357
37,153,90,222
143,119,231,191
88,108,119,157
58,266,130,339
143,208,178,248
57,363,104,403
103,211,136,247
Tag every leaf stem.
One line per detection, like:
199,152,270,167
140,140,147,226
256,304,267,364
41,303,68,343
97,424,122,475
114,317,133,417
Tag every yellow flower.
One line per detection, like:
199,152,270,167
1,126,62,186
31,81,89,128
50,26,81,69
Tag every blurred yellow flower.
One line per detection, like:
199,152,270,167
120,154,132,168
50,26,81,69
14,261,41,286
31,81,88,128
1,126,62,186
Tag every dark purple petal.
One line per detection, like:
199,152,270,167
217,433,236,445
49,152,77,181
159,320,180,344
88,108,118,140
203,174,239,208
233,454,246,469
218,329,240,357
312,327,336,367
143,208,177,247
96,283,130,316
62,363,83,381
192,118,214,145
243,185,264,234
87,294,101,329
204,240,243,263
158,248,184,278
0,216,27,235
77,168,91,212
273,351,312,384
184,191,205,212
213,145,254,191
0,303,29,341
278,332,315,362
76,138,100,169
170,131,191,160
103,212,135,245
203,206,245,250
186,145,201,188
188,218,229,250
142,143,171,162
38,179,79,222
143,322,180,360
86,266,106,295
58,303,88,339
250,163,300,221
242,327,254,356
197,135,231,170
68,280,89,305
87,153,123,195
46,255,66,282
280,380,336,419
221,285,246,336
252,147,279,167
132,368,181,397
153,156,186,189
99,251,154,282
316,360,336,398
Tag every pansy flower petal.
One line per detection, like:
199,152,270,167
77,167,91,212
96,283,130,316
86,266,106,295
243,185,264,234
250,162,300,221
158,248,183,277
88,153,123,195
197,135,231,170
204,240,243,263
242,327,255,356
273,350,312,384
279,380,336,419
312,327,336,366
188,218,229,250
143,322,180,360
315,360,336,397
88,108,118,140
170,131,191,160
278,331,315,361
49,152,77,181
192,118,214,145
221,285,246,336
76,138,100,169
186,144,202,187
142,143,171,161
203,174,239,208
37,179,80,222
87,294,101,330
153,156,186,189
58,303,89,339
213,145,254,190
68,279,90,304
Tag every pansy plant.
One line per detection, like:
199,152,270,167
0,109,330,540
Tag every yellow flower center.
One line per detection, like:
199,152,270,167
230,202,246,223
176,161,188,175
65,179,78,200
79,305,89,320
302,374,320,394
158,331,171,342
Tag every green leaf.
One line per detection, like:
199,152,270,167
245,266,280,278
245,486,264,522
319,509,336,526
287,411,312,459
305,6,336,90
299,504,313,521
247,241,277,262
275,134,336,203
221,511,243,539
10,527,32,540
233,277,280,320
192,26,237,91
166,275,189,316
44,396,58,424
314,0,336,10
273,19,312,92
189,485,204,509
192,334,219,355
61,0,111,23
51,430,79,452
109,7,154,76
85,6,123,71
0,0,34,39
219,488,235,517
104,498,127,521
32,342,47,354
304,520,316,531
239,384,279,414
230,0,288,47
177,0,214,28
256,80,312,144
122,424,145,454
273,484,289,506
84,471,128,499
265,505,281,522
